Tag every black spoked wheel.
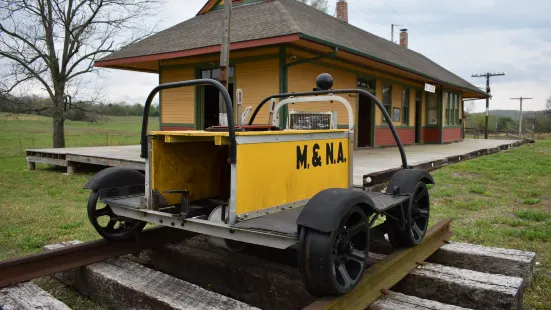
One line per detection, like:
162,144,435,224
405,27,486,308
387,182,430,247
87,190,146,241
298,205,369,296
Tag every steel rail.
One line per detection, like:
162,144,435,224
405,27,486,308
304,218,454,310
0,227,196,288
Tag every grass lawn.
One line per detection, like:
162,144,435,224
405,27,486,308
0,114,159,156
0,116,549,309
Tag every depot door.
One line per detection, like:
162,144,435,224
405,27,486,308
356,78,375,148
357,94,372,147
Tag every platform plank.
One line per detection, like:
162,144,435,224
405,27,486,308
26,139,528,187
0,282,71,310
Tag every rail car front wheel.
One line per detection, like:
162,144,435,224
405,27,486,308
87,190,146,241
298,205,369,296
387,182,430,247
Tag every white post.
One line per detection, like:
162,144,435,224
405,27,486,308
519,98,523,137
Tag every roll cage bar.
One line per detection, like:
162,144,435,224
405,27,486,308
248,89,408,169
140,80,408,169
140,79,236,162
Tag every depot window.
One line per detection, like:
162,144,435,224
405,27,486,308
402,87,410,125
445,92,460,126
427,92,438,125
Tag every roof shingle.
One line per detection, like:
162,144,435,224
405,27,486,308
98,0,483,95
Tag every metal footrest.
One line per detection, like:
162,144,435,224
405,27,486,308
364,192,409,212
99,185,145,209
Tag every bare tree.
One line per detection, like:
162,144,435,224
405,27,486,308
0,0,161,148
546,93,551,114
297,0,329,13
464,100,477,114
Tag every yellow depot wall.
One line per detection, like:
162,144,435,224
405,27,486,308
160,67,195,124
391,84,402,127
375,80,383,126
287,62,356,125
236,57,279,124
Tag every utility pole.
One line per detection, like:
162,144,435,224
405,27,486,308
391,24,402,43
510,97,533,137
218,0,232,126
471,72,505,139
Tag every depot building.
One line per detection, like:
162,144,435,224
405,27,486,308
95,0,487,148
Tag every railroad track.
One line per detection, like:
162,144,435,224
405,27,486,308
0,226,195,288
305,219,453,310
1,220,453,309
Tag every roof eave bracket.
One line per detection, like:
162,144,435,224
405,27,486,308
285,47,338,68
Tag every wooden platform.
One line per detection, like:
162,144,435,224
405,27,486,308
26,145,144,173
26,139,529,184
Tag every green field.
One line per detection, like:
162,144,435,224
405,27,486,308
0,114,159,156
0,116,549,309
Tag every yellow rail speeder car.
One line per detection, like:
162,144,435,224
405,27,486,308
84,74,434,296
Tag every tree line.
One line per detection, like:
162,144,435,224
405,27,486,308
0,94,159,122
466,110,551,133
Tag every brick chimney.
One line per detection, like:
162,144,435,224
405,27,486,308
336,0,348,23
399,28,408,48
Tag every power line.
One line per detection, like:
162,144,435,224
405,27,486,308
471,72,505,139
349,0,429,44
349,4,386,30
510,97,533,137
348,0,390,30
371,0,430,39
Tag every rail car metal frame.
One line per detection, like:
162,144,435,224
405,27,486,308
84,74,435,296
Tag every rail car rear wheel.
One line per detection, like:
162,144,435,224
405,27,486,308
387,182,430,247
298,205,368,296
87,190,146,241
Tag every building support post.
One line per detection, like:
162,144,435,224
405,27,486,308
218,0,232,126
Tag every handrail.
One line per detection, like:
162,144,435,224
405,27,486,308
248,89,408,169
272,95,355,130
141,79,236,163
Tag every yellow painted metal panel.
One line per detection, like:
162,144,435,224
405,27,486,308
151,138,221,205
287,62,356,125
236,57,279,124
235,137,349,215
160,67,195,124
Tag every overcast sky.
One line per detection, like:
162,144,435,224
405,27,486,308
98,0,551,112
